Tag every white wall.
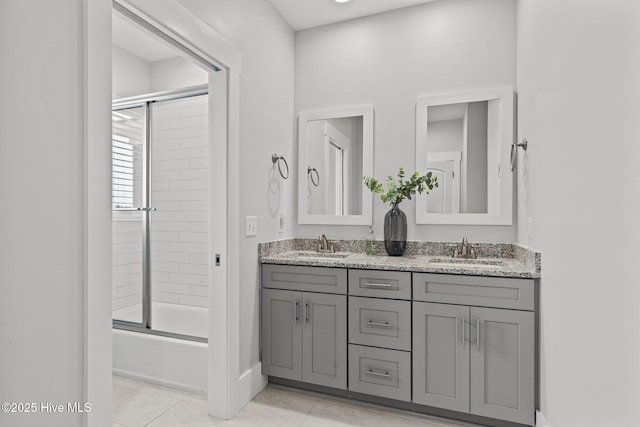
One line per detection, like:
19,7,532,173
113,46,207,98
516,1,640,426
294,0,517,242
176,0,295,376
307,120,328,215
151,95,209,308
112,45,151,98
428,119,464,153
150,57,208,92
465,101,488,213
112,214,143,312
0,1,112,426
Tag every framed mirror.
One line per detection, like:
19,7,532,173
298,105,374,225
415,87,513,225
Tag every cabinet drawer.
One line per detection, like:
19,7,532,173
348,344,411,402
348,297,411,351
348,269,411,300
413,273,534,310
262,264,347,294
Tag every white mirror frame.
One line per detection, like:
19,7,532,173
415,87,513,225
298,105,374,225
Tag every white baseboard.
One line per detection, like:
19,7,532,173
536,410,549,427
235,362,267,414
113,369,206,395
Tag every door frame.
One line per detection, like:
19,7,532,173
426,150,461,214
112,0,243,419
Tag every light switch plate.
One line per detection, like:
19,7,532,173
278,213,286,233
527,217,534,239
245,216,257,237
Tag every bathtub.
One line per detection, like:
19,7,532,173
112,302,208,393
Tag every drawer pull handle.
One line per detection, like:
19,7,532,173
365,369,391,378
364,320,392,328
363,282,393,289
476,318,480,350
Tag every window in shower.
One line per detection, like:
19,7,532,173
111,90,209,341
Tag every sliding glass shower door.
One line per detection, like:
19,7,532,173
112,90,209,341
112,105,146,325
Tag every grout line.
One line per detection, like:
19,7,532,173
143,399,182,427
299,398,318,426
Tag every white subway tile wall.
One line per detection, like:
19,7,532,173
150,95,209,308
112,211,143,317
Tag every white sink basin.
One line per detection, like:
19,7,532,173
428,257,507,269
292,251,350,260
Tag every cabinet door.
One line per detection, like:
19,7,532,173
470,307,535,426
262,289,302,381
302,292,347,389
413,302,470,412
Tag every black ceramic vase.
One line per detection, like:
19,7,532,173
384,203,407,256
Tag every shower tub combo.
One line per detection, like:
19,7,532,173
111,88,210,393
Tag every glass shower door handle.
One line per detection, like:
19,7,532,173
135,207,157,212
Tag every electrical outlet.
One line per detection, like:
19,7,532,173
245,216,257,237
527,217,534,239
278,213,286,233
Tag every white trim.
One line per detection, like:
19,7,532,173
415,87,514,225
536,410,550,427
117,0,244,419
298,105,374,225
113,369,206,395
236,363,268,413
83,0,113,426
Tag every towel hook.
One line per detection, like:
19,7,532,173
510,138,528,171
271,154,289,179
307,167,320,187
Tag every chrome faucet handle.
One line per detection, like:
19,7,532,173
469,246,477,259
318,234,331,252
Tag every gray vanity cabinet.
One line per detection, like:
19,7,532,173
469,306,534,425
348,269,412,402
413,273,535,426
413,302,470,413
261,263,538,426
261,288,302,381
261,265,347,390
302,291,347,389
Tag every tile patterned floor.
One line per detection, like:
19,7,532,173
112,375,476,427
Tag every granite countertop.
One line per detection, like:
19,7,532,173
258,239,541,279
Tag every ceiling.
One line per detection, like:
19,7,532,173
113,0,441,59
112,11,179,63
268,0,440,31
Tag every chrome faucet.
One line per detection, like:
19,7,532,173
317,234,334,253
452,237,476,259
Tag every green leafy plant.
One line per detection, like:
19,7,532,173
364,167,438,206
